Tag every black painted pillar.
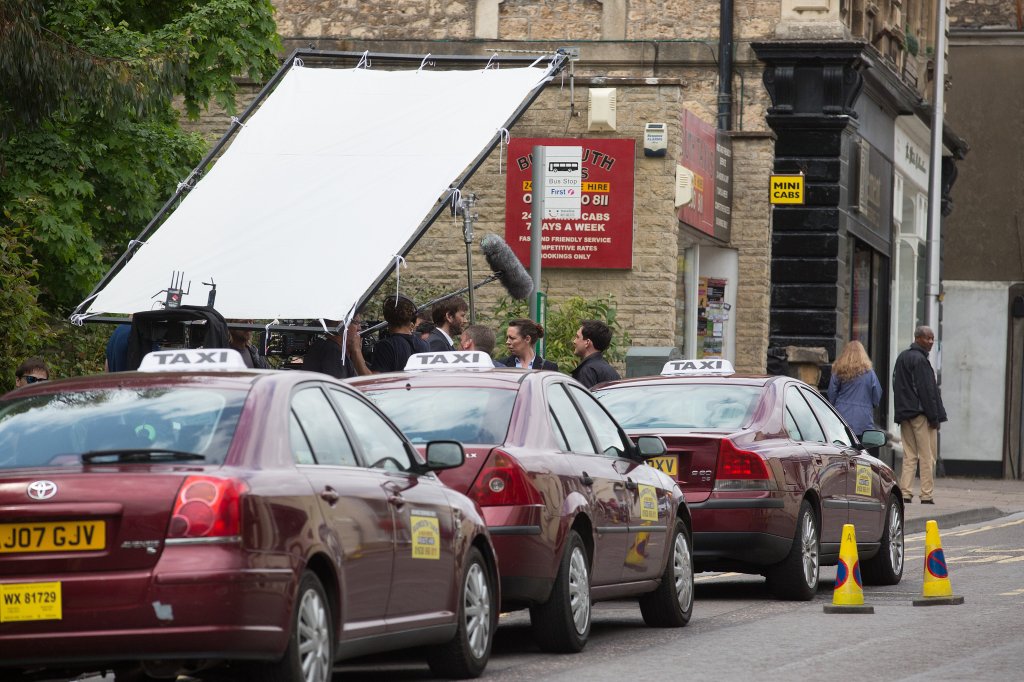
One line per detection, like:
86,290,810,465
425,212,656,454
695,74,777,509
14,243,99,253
752,41,867,359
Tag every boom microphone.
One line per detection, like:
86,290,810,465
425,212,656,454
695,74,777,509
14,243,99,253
480,234,535,300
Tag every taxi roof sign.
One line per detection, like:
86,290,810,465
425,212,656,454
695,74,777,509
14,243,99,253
661,359,735,377
139,348,248,372
404,351,495,371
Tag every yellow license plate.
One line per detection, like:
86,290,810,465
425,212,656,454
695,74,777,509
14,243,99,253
0,521,105,554
647,455,678,477
1,581,62,622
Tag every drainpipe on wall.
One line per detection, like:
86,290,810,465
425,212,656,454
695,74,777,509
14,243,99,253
925,0,948,369
717,0,734,131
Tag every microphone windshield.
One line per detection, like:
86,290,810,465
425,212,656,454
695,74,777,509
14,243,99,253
480,234,535,300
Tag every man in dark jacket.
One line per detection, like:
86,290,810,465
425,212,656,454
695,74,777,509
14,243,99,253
570,320,621,389
892,325,947,504
426,296,468,352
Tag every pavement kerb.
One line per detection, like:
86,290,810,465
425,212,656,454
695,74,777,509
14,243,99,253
904,506,1006,535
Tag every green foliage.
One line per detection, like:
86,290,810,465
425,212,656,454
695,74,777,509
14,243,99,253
0,0,280,386
484,294,631,372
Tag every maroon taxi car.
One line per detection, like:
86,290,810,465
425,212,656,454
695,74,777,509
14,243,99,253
348,351,694,654
0,349,498,681
594,359,904,600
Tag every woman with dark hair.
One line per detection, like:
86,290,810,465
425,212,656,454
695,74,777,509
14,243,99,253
827,340,882,436
370,295,429,373
497,318,559,371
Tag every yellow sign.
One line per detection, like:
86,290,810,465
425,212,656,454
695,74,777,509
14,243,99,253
855,464,872,496
0,521,105,554
647,455,678,477
1,582,62,622
770,174,804,204
523,180,612,193
411,513,441,560
638,484,659,522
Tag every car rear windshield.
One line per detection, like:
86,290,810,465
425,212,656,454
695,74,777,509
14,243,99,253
0,387,246,470
365,387,515,445
596,384,762,430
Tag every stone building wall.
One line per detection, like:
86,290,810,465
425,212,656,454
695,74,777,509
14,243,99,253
949,0,1020,28
180,0,781,371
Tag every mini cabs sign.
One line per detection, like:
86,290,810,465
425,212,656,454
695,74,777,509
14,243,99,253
769,174,804,205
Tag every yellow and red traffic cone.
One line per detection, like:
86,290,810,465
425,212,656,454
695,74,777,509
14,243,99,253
912,520,965,606
824,523,874,613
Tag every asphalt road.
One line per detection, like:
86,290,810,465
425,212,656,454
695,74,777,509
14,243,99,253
67,511,1024,681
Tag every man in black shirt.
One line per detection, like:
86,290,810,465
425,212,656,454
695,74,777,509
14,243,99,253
303,313,370,378
571,319,621,389
370,295,429,373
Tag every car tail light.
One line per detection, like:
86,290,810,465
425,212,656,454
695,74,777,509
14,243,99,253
469,449,542,507
714,439,770,490
167,476,247,539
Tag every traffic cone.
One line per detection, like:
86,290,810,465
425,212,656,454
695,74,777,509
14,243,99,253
824,524,874,613
912,520,965,606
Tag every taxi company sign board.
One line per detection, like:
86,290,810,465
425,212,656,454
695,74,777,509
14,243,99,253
770,174,805,204
505,138,635,269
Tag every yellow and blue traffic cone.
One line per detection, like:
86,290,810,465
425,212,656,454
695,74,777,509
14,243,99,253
912,520,965,606
824,524,874,613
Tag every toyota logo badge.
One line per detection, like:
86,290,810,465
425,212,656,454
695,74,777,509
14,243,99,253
27,480,58,501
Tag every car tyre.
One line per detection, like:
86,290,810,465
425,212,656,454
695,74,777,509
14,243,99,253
529,529,591,653
427,546,496,678
766,500,819,601
862,494,905,585
638,519,694,627
253,571,334,682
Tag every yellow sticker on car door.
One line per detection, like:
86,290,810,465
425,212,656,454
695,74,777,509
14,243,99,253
638,484,659,522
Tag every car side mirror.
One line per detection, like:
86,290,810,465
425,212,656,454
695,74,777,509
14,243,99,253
424,440,465,470
636,435,667,458
859,429,887,448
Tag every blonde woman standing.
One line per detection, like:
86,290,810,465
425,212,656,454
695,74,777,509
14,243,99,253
827,340,882,436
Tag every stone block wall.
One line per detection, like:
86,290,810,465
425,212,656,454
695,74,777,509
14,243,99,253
176,0,785,365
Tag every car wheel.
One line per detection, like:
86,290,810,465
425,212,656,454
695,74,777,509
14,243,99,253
427,546,496,678
638,519,694,627
767,500,819,601
253,572,334,682
862,494,905,585
529,529,591,653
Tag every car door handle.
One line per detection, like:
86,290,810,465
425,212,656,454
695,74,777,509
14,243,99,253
624,478,638,491
580,471,594,487
813,455,823,466
320,487,340,505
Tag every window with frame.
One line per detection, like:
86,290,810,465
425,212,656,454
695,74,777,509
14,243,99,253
291,388,357,466
785,386,827,444
330,389,413,471
568,384,630,458
547,385,596,454
801,388,854,447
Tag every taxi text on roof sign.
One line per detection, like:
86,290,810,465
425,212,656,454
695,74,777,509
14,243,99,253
404,351,495,371
769,174,804,205
661,359,736,376
139,348,248,372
